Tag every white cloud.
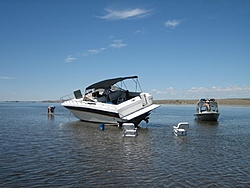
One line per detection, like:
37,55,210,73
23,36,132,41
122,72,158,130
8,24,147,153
151,85,250,99
82,48,106,57
86,49,99,55
65,56,76,63
0,76,15,80
67,38,126,62
134,29,146,34
98,8,152,20
110,40,127,48
135,30,142,33
164,19,182,28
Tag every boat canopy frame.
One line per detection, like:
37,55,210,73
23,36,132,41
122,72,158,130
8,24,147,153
85,76,142,91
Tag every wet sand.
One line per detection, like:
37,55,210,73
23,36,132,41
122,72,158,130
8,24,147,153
154,98,250,105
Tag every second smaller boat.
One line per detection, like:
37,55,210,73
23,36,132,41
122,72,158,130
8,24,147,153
194,98,220,121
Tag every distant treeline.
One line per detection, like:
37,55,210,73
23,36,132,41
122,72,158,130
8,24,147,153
2,98,249,105
153,98,250,105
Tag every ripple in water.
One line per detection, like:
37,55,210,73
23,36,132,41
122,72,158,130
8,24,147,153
0,103,249,187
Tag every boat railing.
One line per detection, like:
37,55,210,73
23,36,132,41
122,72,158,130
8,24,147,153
60,93,74,102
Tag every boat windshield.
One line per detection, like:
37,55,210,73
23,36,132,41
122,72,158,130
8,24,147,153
199,101,218,112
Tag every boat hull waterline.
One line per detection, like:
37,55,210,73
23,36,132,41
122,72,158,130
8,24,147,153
194,112,220,121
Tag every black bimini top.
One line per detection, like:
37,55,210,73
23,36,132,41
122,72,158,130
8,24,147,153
86,76,138,90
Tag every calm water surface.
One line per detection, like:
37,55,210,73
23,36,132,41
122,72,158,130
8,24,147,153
0,102,250,187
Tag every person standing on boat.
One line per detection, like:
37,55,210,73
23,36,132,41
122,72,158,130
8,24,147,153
47,105,55,114
203,101,211,111
103,86,111,102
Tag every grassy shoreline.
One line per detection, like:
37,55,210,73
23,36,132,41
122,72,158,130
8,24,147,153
153,98,250,106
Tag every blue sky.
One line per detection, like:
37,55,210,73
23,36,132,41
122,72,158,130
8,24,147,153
0,0,249,101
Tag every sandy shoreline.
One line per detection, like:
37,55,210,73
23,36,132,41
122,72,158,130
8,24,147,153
153,98,250,106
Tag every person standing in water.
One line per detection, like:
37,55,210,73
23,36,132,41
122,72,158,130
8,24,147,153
47,105,55,114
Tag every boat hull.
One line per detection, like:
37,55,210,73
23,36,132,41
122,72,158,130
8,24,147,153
65,106,121,124
194,112,220,121
64,104,159,126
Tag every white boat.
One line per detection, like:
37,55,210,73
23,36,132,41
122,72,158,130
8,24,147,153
61,76,160,126
194,98,220,121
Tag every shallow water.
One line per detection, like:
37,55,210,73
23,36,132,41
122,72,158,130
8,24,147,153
0,103,249,187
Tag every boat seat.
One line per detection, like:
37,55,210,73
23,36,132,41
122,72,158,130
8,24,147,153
117,91,127,104
109,90,121,100
173,122,189,136
96,90,122,103
96,95,106,102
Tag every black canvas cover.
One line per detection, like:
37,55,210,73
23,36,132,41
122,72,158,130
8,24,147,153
86,76,138,90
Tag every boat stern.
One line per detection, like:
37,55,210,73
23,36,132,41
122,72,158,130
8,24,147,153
117,92,160,125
